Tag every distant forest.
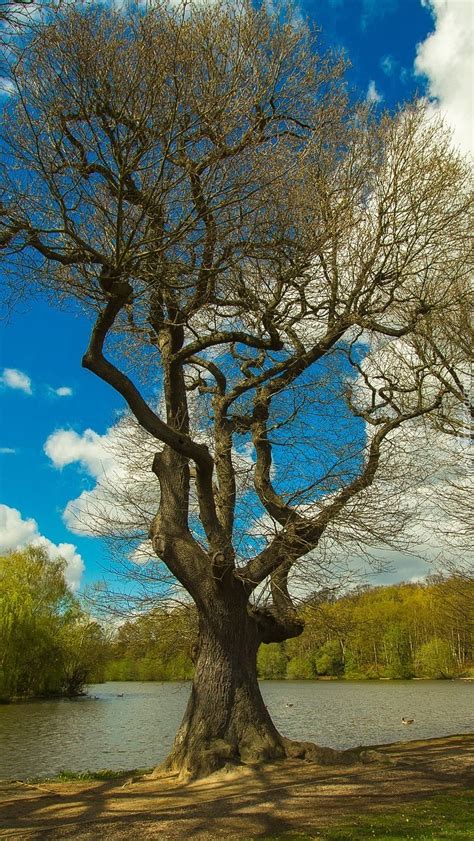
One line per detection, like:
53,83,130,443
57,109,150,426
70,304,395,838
105,575,473,682
2,547,472,701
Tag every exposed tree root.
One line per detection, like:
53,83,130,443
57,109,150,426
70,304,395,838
147,735,389,783
282,737,388,766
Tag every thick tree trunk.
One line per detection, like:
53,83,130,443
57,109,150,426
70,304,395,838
155,586,287,779
150,578,368,780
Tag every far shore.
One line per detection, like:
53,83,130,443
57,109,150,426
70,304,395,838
1,674,472,705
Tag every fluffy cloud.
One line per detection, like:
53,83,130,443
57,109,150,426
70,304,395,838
44,427,123,535
45,427,117,477
366,80,383,104
0,77,15,97
0,367,32,394
54,386,73,397
415,0,473,155
44,421,158,538
0,447,16,454
44,416,256,549
0,504,85,591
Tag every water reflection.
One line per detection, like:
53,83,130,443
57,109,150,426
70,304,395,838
0,680,471,779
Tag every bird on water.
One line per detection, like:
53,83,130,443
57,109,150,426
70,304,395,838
401,717,414,725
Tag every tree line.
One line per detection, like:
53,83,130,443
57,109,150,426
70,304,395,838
106,575,473,682
2,547,471,701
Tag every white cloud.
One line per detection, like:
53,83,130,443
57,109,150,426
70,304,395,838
366,80,383,105
0,77,15,97
0,367,32,394
415,0,474,155
44,420,158,538
0,504,85,591
45,426,126,535
53,386,73,397
45,427,117,477
380,54,396,76
0,447,16,454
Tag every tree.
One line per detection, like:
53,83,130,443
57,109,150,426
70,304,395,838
315,640,344,677
0,1,36,27
257,642,287,679
0,1,471,777
0,1,63,85
415,637,460,680
0,546,69,698
0,545,106,698
58,606,109,694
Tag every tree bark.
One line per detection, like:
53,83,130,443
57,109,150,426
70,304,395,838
154,581,287,779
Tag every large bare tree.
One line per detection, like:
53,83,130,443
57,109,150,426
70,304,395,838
1,1,472,777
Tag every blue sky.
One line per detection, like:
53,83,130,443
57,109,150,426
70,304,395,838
0,0,472,591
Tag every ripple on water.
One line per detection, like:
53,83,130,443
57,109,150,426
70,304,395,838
0,679,472,778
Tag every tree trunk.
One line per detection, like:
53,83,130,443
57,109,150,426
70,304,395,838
150,577,365,780
155,585,287,779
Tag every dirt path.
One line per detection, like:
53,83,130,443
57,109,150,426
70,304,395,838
1,735,472,839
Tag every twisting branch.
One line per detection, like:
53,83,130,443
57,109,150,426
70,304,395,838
82,293,214,470
241,389,446,589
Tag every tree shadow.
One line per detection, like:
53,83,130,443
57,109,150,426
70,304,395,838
1,736,472,839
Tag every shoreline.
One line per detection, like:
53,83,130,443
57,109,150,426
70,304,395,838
1,673,471,705
1,734,472,839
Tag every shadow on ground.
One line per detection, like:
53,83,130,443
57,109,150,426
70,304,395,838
0,735,472,840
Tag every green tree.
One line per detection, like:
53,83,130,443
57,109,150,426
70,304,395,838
0,546,107,699
59,607,110,694
415,637,459,679
315,640,344,677
257,643,287,679
286,654,315,680
0,547,71,698
382,624,413,679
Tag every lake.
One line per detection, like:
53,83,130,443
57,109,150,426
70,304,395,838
0,680,472,780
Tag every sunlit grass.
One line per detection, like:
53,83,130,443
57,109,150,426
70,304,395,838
253,791,474,840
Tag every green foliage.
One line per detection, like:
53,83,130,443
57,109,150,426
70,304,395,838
104,605,196,682
314,640,344,677
382,625,414,679
257,643,287,679
29,767,151,783
415,637,460,679
2,560,468,692
285,577,472,682
286,654,315,680
102,576,472,683
0,546,108,700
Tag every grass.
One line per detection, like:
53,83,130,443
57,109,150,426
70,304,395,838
252,791,474,840
24,767,151,783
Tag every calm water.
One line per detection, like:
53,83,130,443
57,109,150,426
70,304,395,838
0,680,472,779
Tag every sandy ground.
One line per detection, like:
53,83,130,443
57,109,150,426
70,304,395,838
0,735,472,840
